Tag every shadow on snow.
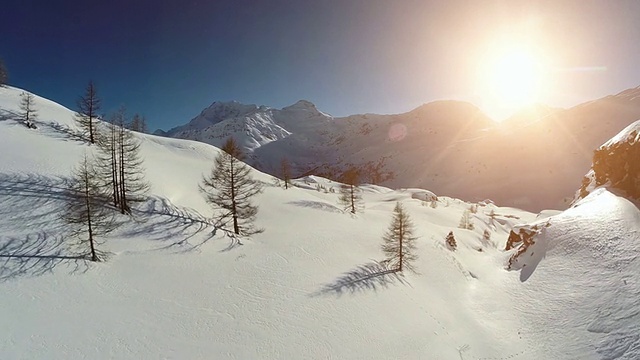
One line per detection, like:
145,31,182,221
0,173,90,282
312,260,409,297
0,232,89,282
0,173,225,281
125,196,219,253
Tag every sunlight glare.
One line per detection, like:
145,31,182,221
490,50,541,106
478,43,548,121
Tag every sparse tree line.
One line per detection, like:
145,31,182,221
275,160,417,272
271,164,498,272
8,77,148,134
66,105,150,262
4,76,263,262
66,82,264,261
67,82,152,261
75,81,148,143
375,200,497,272
6,67,493,270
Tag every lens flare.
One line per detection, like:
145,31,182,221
388,123,407,142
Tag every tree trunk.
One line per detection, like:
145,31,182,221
350,184,355,214
88,92,95,144
111,126,120,207
398,219,404,272
230,158,239,234
119,127,127,214
84,173,97,262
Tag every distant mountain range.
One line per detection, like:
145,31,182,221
156,86,640,211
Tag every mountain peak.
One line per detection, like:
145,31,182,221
190,101,262,127
283,99,318,111
408,100,483,114
204,100,260,116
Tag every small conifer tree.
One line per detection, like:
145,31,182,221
75,81,101,144
381,202,418,272
66,153,115,261
19,92,38,128
445,231,457,251
459,209,474,230
280,157,292,189
338,167,363,214
482,229,492,243
200,137,263,235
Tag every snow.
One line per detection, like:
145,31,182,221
1,86,639,359
601,119,640,148
505,188,640,359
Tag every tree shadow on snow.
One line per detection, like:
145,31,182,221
287,200,342,213
0,232,89,282
35,120,88,143
0,173,93,281
0,111,81,139
125,197,218,253
312,261,409,297
0,109,19,122
0,173,74,233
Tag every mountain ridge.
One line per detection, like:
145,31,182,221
157,88,640,211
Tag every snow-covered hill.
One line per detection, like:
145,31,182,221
505,120,640,359
159,89,640,211
504,188,640,359
1,86,638,359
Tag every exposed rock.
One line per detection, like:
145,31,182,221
576,121,640,202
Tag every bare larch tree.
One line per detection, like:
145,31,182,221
280,157,292,189
200,137,263,235
76,81,101,144
97,115,121,208
117,117,149,214
338,167,363,214
96,107,149,214
19,92,37,128
66,153,115,261
381,202,418,272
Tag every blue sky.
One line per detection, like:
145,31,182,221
2,0,640,130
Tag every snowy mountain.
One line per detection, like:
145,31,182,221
159,88,640,211
1,85,639,359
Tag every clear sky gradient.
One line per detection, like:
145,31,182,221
2,0,640,130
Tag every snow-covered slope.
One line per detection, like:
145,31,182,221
504,121,640,359
159,88,640,211
505,189,640,359
1,86,638,359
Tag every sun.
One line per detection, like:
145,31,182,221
490,50,541,105
478,45,547,120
